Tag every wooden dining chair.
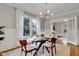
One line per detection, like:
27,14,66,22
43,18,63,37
43,37,57,56
19,39,37,56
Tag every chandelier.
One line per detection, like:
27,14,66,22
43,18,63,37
40,3,53,19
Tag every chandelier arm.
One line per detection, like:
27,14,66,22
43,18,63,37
45,3,47,16
40,3,53,19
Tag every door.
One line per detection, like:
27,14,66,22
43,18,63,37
45,22,52,34
67,17,77,44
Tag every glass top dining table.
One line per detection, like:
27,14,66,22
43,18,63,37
32,37,51,56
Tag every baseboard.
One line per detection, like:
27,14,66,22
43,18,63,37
0,46,21,56
68,41,77,46
76,41,79,45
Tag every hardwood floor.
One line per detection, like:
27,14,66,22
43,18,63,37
0,46,21,56
0,42,79,56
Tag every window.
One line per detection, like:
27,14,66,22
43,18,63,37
23,17,37,37
32,19,37,36
23,17,30,36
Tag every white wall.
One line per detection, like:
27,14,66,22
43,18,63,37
77,16,79,44
0,4,15,28
0,4,18,51
0,4,41,51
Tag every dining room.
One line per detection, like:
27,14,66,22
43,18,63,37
0,3,79,56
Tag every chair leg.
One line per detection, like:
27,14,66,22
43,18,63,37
25,46,27,56
54,45,56,54
51,47,53,56
25,51,27,56
21,46,23,53
21,47,25,54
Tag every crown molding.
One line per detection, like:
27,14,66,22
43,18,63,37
49,8,79,20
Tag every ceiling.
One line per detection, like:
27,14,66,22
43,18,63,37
6,3,79,19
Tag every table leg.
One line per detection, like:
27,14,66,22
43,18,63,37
42,45,44,54
45,47,50,53
33,42,43,56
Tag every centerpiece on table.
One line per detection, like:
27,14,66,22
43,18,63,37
40,34,47,40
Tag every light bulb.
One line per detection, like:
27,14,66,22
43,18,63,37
47,10,50,13
40,16,43,18
64,19,68,22
51,13,53,16
40,12,42,15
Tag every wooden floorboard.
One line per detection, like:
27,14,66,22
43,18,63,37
0,46,21,56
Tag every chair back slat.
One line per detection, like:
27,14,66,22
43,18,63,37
51,37,57,44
